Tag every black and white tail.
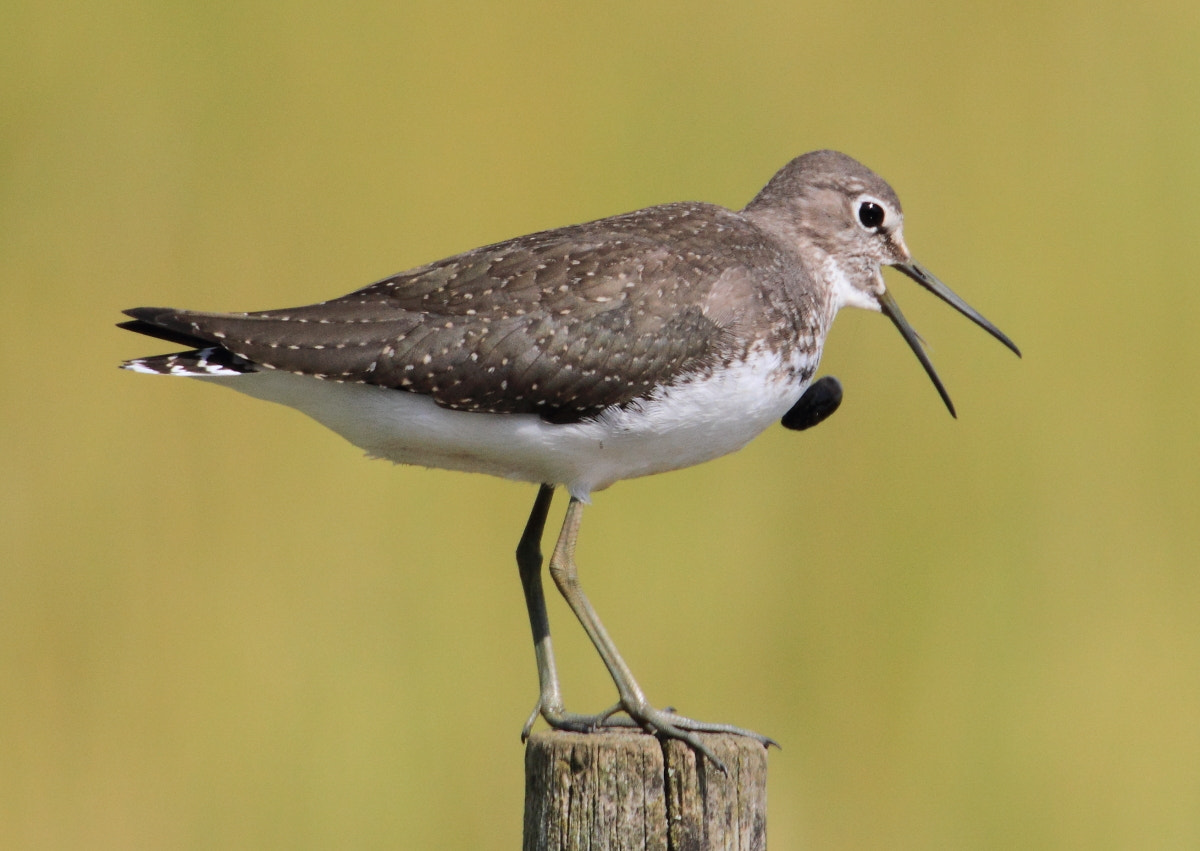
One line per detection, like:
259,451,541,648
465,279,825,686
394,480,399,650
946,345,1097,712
119,308,258,376
121,347,257,376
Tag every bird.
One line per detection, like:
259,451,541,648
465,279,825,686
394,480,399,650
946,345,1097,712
119,149,1019,770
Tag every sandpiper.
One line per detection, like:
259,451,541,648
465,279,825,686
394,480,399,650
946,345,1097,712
119,150,1019,769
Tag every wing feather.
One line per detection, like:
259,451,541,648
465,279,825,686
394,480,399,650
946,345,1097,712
122,203,779,422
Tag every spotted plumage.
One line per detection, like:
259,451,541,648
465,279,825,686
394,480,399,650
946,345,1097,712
123,201,820,424
119,150,1018,769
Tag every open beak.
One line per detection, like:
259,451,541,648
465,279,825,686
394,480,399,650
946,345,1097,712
878,262,1021,418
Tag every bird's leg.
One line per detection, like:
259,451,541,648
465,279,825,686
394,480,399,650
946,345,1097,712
546,495,777,770
516,484,564,737
516,484,621,740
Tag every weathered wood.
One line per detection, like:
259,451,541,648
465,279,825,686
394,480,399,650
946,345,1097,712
663,736,767,851
523,730,667,851
523,731,768,851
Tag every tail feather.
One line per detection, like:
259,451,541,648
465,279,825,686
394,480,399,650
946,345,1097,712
117,317,212,349
120,306,258,376
122,347,257,377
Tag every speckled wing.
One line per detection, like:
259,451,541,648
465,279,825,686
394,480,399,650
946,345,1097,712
122,203,771,424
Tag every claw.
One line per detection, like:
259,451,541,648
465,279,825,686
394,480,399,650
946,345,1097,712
521,701,541,742
527,698,775,772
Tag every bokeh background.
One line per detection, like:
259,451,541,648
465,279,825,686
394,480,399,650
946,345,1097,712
3,1,1198,848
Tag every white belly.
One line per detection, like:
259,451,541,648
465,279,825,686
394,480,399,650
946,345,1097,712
201,345,816,500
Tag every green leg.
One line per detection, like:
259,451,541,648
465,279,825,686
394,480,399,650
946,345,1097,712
542,495,777,771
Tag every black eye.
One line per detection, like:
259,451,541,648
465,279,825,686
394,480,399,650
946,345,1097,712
858,201,885,229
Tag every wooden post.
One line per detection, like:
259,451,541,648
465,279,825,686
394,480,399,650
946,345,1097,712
523,731,767,851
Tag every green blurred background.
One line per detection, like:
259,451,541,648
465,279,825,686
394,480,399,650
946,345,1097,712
3,1,1198,848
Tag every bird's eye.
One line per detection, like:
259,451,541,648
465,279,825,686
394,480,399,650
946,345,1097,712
858,201,885,230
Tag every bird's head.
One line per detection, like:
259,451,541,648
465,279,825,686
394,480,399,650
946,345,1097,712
745,150,1020,416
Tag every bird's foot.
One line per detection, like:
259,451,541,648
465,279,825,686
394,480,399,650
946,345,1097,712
521,700,623,741
523,698,776,774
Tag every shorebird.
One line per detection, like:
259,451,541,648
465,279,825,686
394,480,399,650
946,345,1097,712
119,150,1019,769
